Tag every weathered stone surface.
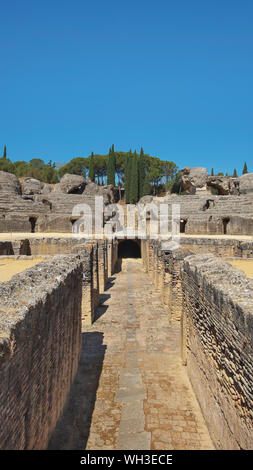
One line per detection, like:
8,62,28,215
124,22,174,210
139,195,154,204
55,173,86,194
239,173,253,194
206,175,233,195
143,240,253,449
0,254,84,449
181,167,253,196
0,171,21,195
0,171,116,233
181,253,253,449
0,169,252,235
83,180,115,204
181,167,209,194
20,177,44,195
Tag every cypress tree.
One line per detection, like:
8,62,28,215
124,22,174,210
2,146,6,159
125,151,132,203
243,161,248,174
211,168,214,176
138,147,145,199
129,151,139,203
89,152,95,181
233,169,238,178
107,145,116,186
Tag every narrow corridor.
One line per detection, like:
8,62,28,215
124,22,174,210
48,259,213,450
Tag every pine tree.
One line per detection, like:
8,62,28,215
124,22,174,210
243,161,248,174
211,168,214,176
89,152,95,181
138,147,145,199
233,169,238,178
107,145,116,186
129,151,139,203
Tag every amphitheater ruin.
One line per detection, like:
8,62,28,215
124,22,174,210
0,167,253,450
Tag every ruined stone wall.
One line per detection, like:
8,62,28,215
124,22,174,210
98,240,108,294
0,255,83,449
107,239,118,276
142,240,253,449
143,193,253,236
142,240,192,322
0,236,118,325
180,237,253,258
181,254,253,449
28,237,86,255
0,237,86,256
0,170,115,234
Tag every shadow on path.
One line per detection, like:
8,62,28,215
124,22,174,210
47,331,106,450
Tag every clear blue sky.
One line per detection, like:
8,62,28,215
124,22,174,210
1,0,252,174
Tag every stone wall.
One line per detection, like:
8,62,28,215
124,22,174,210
0,255,83,449
0,171,115,233
0,235,119,449
141,193,253,236
142,239,253,449
181,254,253,449
0,236,119,324
180,237,253,258
0,168,252,236
0,237,85,256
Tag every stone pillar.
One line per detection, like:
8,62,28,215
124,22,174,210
112,239,118,273
91,243,100,313
72,243,99,326
160,247,187,322
98,240,107,294
156,249,165,293
107,240,113,277
163,269,172,320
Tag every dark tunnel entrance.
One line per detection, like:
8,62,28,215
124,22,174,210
118,239,141,258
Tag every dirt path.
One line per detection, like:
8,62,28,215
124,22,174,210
48,259,213,450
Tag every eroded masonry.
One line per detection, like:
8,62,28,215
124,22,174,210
0,167,252,450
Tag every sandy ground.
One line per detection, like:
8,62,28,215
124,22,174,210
0,232,252,241
0,258,43,282
228,259,253,279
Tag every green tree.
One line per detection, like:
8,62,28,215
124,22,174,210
211,168,214,176
0,156,13,173
2,145,7,159
148,157,163,195
93,154,108,185
89,152,95,181
124,150,132,203
233,169,238,177
115,151,127,200
171,171,182,194
142,172,151,197
129,151,139,203
107,145,116,186
12,161,29,177
138,147,146,199
161,160,178,192
41,161,58,183
58,157,89,178
243,161,248,174
29,158,45,170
